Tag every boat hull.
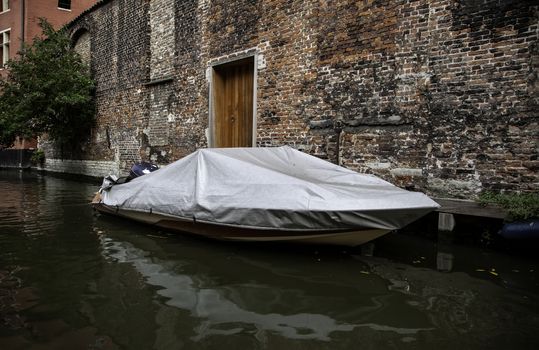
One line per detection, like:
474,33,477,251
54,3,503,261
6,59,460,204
499,219,539,240
92,200,390,247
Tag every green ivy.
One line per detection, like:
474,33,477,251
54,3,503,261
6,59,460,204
478,192,539,221
0,19,95,152
30,149,45,165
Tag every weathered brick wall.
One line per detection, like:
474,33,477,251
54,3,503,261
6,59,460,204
60,0,538,195
306,0,538,196
73,31,91,65
149,0,175,80
424,0,538,195
169,0,208,159
56,0,150,175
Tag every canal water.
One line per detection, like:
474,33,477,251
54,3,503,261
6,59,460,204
1,170,538,349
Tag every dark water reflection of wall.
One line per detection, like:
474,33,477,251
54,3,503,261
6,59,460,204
0,170,538,349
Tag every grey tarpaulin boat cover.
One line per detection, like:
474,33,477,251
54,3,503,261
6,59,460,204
100,146,439,231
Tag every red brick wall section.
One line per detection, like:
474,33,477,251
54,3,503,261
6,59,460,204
0,0,21,78
0,0,97,66
25,0,97,41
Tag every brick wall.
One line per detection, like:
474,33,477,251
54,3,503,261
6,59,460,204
73,31,91,65
48,0,151,176
61,0,538,196
149,0,174,80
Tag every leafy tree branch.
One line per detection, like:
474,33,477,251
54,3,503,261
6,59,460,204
0,19,95,152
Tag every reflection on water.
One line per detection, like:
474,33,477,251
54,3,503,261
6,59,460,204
1,170,539,349
97,233,434,344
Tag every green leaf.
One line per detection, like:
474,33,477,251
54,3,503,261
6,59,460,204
0,19,95,151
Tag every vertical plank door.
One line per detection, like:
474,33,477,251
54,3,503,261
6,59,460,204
213,57,254,147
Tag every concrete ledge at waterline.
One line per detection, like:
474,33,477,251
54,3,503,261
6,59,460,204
434,197,507,233
36,159,120,178
434,198,507,219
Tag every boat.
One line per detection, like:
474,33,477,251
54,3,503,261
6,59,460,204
498,219,539,240
92,146,439,246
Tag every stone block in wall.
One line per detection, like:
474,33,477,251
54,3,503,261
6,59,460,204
427,177,482,199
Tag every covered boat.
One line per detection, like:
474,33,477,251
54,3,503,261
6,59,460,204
92,146,439,246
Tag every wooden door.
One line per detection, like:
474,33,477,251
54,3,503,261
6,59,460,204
212,57,254,147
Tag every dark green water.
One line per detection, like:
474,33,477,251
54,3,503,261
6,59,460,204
1,170,538,349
